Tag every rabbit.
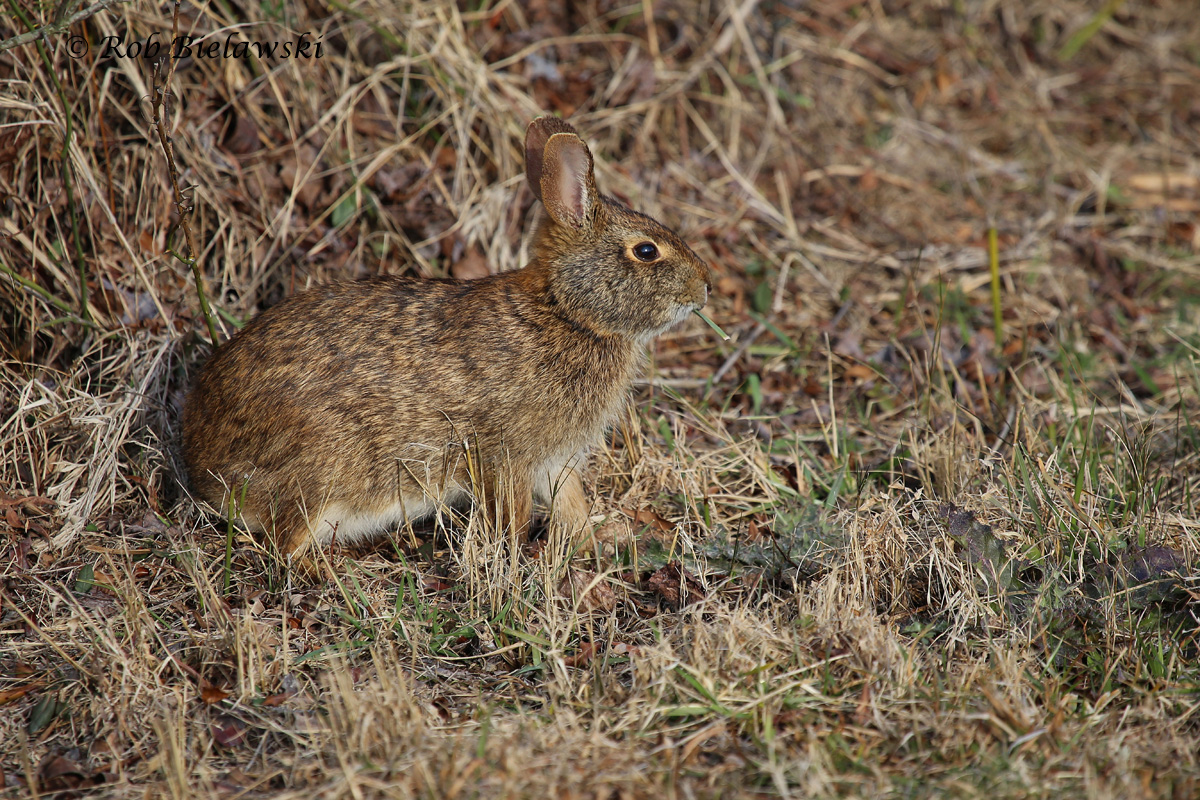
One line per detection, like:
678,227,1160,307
181,116,712,557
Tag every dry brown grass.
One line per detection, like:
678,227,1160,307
3,0,1200,797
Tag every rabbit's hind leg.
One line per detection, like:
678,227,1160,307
483,471,534,541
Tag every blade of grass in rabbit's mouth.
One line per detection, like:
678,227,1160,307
694,310,730,341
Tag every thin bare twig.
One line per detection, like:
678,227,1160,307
149,0,219,345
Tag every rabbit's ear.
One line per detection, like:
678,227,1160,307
540,132,597,230
524,116,578,201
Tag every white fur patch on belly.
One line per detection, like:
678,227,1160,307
309,488,468,546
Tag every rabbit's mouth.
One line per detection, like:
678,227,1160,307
674,284,709,323
683,284,709,319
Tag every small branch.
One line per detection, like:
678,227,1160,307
0,258,75,315
150,0,219,346
0,0,130,56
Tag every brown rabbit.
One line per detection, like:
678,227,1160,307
181,116,711,556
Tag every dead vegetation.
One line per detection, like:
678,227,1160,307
2,0,1199,796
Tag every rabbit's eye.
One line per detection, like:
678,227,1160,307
633,242,659,262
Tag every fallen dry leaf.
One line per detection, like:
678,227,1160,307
422,576,455,592
647,562,706,609
842,364,875,381
563,640,598,667
621,507,672,535
558,568,618,613
855,681,874,725
211,716,248,748
38,754,110,796
201,683,231,705
0,680,44,705
610,641,641,657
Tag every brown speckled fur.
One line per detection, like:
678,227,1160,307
181,118,711,556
